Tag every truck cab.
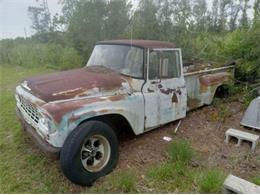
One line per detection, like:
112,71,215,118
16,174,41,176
15,40,234,186
87,40,187,130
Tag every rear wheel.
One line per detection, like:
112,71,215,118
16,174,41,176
60,120,119,186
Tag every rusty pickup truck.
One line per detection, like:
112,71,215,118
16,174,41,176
15,40,234,185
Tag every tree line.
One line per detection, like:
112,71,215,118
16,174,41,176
0,0,259,82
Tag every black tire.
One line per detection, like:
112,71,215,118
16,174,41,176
60,120,119,186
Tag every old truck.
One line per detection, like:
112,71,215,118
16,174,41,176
15,40,234,185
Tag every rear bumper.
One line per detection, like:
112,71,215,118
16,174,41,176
16,108,60,158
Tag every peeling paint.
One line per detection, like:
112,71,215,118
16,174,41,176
160,88,176,95
53,87,84,97
199,72,230,86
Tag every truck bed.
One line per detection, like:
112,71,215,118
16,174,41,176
183,63,235,110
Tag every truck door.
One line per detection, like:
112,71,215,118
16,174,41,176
142,48,187,130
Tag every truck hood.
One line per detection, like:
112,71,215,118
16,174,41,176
23,66,132,102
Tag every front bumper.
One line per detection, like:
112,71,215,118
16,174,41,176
16,108,60,157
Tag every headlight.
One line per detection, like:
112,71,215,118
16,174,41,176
39,115,56,134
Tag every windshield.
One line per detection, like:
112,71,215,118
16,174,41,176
87,44,144,78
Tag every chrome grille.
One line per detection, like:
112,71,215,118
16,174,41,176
18,95,40,124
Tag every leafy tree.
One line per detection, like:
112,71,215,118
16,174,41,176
60,0,79,23
253,0,260,25
239,0,250,28
104,0,132,39
171,0,192,28
218,0,231,31
65,0,132,58
209,0,220,32
66,0,106,58
228,0,241,31
131,0,160,40
28,0,51,35
155,0,174,39
192,0,208,32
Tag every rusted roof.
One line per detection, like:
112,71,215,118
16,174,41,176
97,39,176,49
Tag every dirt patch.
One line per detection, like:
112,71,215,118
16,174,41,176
117,101,260,180
118,123,176,169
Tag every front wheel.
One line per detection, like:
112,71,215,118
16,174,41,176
60,120,119,186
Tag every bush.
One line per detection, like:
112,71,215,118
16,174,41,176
199,169,225,193
0,39,84,70
187,27,260,84
222,28,260,83
168,140,193,163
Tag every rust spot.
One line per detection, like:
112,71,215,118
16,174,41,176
99,109,110,113
187,97,201,110
199,72,230,86
42,97,107,123
172,93,178,103
108,95,125,101
52,88,84,97
26,67,130,102
69,114,81,122
199,72,230,93
160,88,176,95
200,84,209,93
69,111,97,123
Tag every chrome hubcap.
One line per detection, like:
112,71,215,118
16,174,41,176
80,135,111,172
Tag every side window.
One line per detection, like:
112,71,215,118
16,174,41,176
149,51,160,80
162,50,181,78
149,50,181,80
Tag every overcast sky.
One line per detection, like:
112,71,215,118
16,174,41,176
0,0,62,39
0,0,254,40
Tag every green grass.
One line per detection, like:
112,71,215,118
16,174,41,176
168,139,193,163
148,161,186,181
0,65,75,193
252,176,260,186
146,141,226,193
199,169,225,193
110,170,137,193
148,162,176,181
0,64,257,193
86,170,137,193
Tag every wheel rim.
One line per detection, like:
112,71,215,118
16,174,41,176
80,134,111,172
